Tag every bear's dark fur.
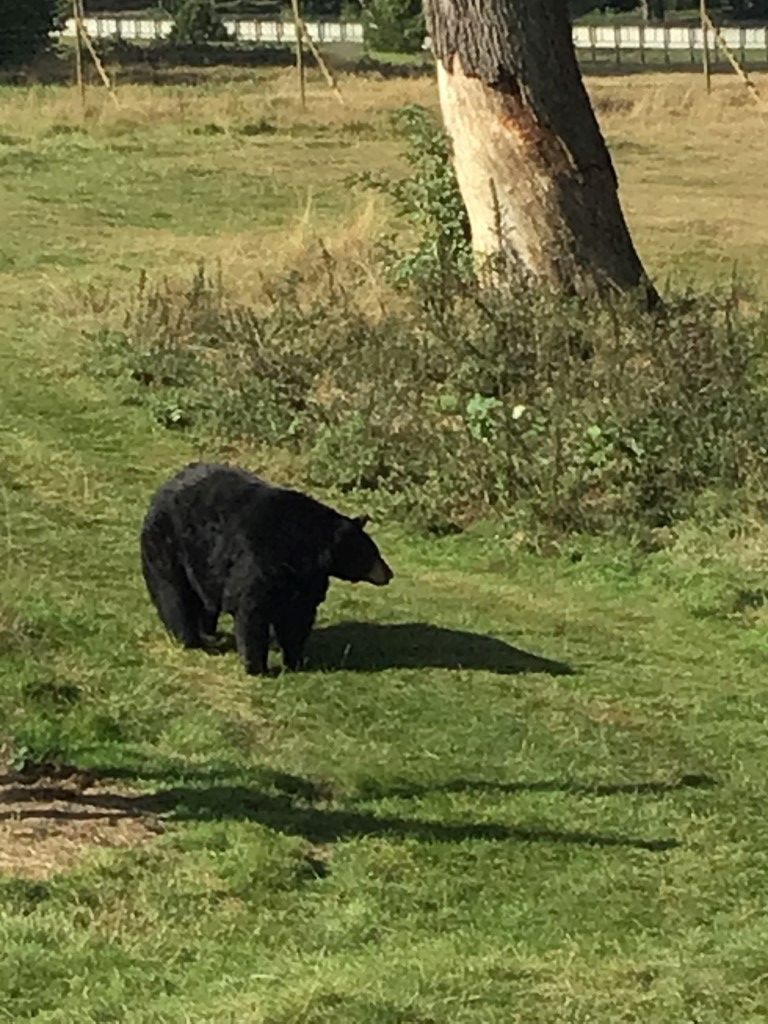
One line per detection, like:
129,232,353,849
140,463,393,674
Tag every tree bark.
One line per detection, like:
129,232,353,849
424,0,657,304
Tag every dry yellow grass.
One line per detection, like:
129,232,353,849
1,68,767,295
5,64,763,130
0,69,436,135
591,73,768,288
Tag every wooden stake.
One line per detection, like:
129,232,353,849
701,0,712,94
290,0,306,110
73,0,86,112
297,18,345,105
77,10,120,106
704,11,765,114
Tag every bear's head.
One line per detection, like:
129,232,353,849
330,515,393,587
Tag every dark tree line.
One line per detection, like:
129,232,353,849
572,0,768,18
18,0,768,17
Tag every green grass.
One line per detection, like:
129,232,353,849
2,70,768,1022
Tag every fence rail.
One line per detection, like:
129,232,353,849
62,16,365,45
60,17,768,63
573,22,768,61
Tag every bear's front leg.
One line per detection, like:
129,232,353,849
272,597,321,672
234,590,271,675
198,606,220,640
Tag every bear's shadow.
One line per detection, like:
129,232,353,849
205,622,572,676
307,621,573,676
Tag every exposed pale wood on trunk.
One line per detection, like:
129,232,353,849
425,0,656,302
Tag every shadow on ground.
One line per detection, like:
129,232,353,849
582,60,768,77
1,42,433,87
307,621,574,676
202,620,573,676
5,42,761,88
354,773,718,801
0,761,715,855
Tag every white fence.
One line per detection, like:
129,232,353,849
573,23,768,56
62,16,364,45
60,17,768,60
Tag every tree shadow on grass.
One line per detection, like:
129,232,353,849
1,42,295,88
307,621,574,676
0,761,704,853
583,59,768,78
4,41,434,88
354,773,718,802
0,783,678,852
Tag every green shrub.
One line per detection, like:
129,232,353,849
87,259,768,537
164,0,228,45
362,0,424,54
0,0,58,68
354,105,472,291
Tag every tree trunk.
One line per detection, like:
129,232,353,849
424,0,657,304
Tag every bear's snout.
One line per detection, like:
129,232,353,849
368,558,394,586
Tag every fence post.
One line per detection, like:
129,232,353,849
688,26,696,64
614,24,621,66
740,27,746,66
639,24,645,65
700,0,711,92
589,24,596,63
73,0,85,111
291,0,306,109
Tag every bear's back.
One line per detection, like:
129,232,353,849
172,462,265,500
147,463,342,576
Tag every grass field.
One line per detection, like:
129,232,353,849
2,66,768,1022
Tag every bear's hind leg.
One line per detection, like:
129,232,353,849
141,532,205,649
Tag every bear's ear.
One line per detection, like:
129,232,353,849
354,514,370,529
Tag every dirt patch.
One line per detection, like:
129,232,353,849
0,764,165,879
584,700,643,729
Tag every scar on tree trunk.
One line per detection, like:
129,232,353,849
426,0,658,306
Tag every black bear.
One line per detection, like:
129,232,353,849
140,463,393,674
